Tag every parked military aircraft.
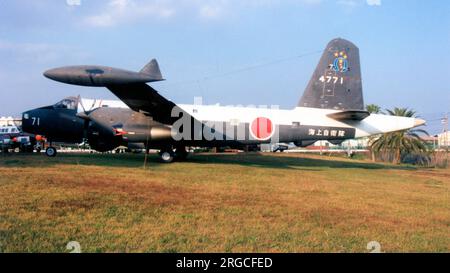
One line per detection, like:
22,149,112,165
21,96,132,156
23,38,425,162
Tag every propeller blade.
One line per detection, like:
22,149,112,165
76,112,91,120
90,99,96,111
78,95,88,114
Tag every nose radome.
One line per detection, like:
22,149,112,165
413,118,426,127
43,68,62,80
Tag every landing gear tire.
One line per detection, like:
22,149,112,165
45,147,57,157
159,149,174,163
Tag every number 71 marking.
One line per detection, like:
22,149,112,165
32,117,40,126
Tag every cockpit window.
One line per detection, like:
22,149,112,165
54,98,77,110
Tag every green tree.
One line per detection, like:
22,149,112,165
371,107,429,164
366,104,383,114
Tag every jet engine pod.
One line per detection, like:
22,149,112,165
44,65,160,87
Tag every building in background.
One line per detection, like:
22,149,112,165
312,138,369,149
0,116,21,127
437,131,450,148
421,136,439,150
0,116,22,136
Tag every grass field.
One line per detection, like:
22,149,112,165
0,152,448,253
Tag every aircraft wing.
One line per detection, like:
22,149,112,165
43,59,193,125
106,83,185,124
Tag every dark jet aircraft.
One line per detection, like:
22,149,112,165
21,96,147,156
23,38,425,162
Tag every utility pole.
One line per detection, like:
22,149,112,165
441,113,449,166
143,119,151,169
443,113,448,151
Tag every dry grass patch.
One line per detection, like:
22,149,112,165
0,153,448,252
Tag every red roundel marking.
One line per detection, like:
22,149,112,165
251,117,273,140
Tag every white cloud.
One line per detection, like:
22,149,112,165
0,40,61,63
301,0,323,4
83,0,242,26
66,0,82,6
82,0,329,27
337,0,382,10
337,0,358,8
0,40,89,64
84,0,176,27
366,0,381,6
199,5,222,19
82,0,366,27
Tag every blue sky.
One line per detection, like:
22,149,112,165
0,0,448,133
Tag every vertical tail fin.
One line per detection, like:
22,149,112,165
298,38,364,110
140,59,164,81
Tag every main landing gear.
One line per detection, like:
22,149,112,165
159,148,174,163
158,146,188,163
45,146,57,157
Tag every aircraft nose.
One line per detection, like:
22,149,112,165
413,118,426,127
43,68,63,81
21,109,40,134
21,110,33,133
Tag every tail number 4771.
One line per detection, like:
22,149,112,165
319,75,344,85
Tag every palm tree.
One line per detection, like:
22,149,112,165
371,107,429,164
366,104,383,114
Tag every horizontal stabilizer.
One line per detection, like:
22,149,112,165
327,110,370,121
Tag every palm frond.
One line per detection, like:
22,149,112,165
370,107,430,163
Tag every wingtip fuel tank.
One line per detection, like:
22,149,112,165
44,59,164,87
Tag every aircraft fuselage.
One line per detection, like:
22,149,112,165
22,100,422,150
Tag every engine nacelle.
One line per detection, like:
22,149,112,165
86,121,122,152
80,107,173,152
88,138,121,152
125,126,172,143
